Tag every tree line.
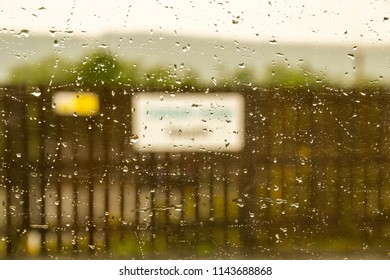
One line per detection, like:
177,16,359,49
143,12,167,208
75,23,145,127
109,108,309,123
7,49,386,93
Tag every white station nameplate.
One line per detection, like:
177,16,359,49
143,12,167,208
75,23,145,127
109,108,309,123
132,93,245,152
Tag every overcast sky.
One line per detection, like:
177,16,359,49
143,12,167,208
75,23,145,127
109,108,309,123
1,0,390,45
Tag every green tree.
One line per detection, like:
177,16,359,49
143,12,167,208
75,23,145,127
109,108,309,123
263,64,325,88
212,67,258,91
141,65,176,90
76,50,122,90
10,56,76,87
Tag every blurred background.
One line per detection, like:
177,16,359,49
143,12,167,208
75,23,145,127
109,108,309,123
0,0,390,259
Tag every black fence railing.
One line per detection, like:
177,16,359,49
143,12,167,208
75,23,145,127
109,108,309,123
0,85,389,259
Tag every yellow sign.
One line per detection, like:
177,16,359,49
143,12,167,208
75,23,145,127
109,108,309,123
53,92,99,116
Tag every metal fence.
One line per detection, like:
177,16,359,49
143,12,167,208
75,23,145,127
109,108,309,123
0,86,389,259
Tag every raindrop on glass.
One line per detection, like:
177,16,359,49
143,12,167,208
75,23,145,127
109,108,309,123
269,39,278,45
130,134,139,144
30,87,41,97
18,29,30,38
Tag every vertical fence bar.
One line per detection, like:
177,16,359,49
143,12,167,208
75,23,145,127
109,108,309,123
37,90,47,255
293,92,303,245
222,158,229,246
264,91,273,244
118,128,126,243
3,90,13,257
149,153,157,251
72,131,79,255
18,87,30,246
117,91,129,243
334,93,343,234
208,155,215,245
279,96,287,217
87,117,95,253
54,116,63,252
102,109,111,253
377,93,387,238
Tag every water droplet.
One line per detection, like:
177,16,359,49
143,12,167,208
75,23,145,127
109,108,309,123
49,30,57,37
182,44,191,53
211,77,218,86
249,212,255,218
347,53,355,60
238,63,246,68
18,29,30,38
53,39,59,47
280,227,287,233
291,203,300,209
16,153,21,158
122,166,128,173
275,199,287,205
233,198,245,207
54,200,60,206
130,134,139,143
269,39,278,45
30,87,41,97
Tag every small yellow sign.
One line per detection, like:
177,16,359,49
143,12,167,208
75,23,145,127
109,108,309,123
53,91,99,116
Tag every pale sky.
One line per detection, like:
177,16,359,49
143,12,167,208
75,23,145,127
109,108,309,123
1,0,390,44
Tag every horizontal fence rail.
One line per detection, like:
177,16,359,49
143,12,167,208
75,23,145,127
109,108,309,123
0,86,389,259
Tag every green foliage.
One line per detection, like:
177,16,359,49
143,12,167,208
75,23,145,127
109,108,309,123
141,65,176,90
10,50,358,91
263,63,326,88
76,50,122,90
224,68,258,90
10,56,76,86
177,70,202,91
8,50,201,92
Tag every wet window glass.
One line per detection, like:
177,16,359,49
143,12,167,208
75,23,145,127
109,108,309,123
0,0,389,259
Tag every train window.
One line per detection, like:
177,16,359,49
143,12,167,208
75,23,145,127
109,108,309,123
0,0,389,260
